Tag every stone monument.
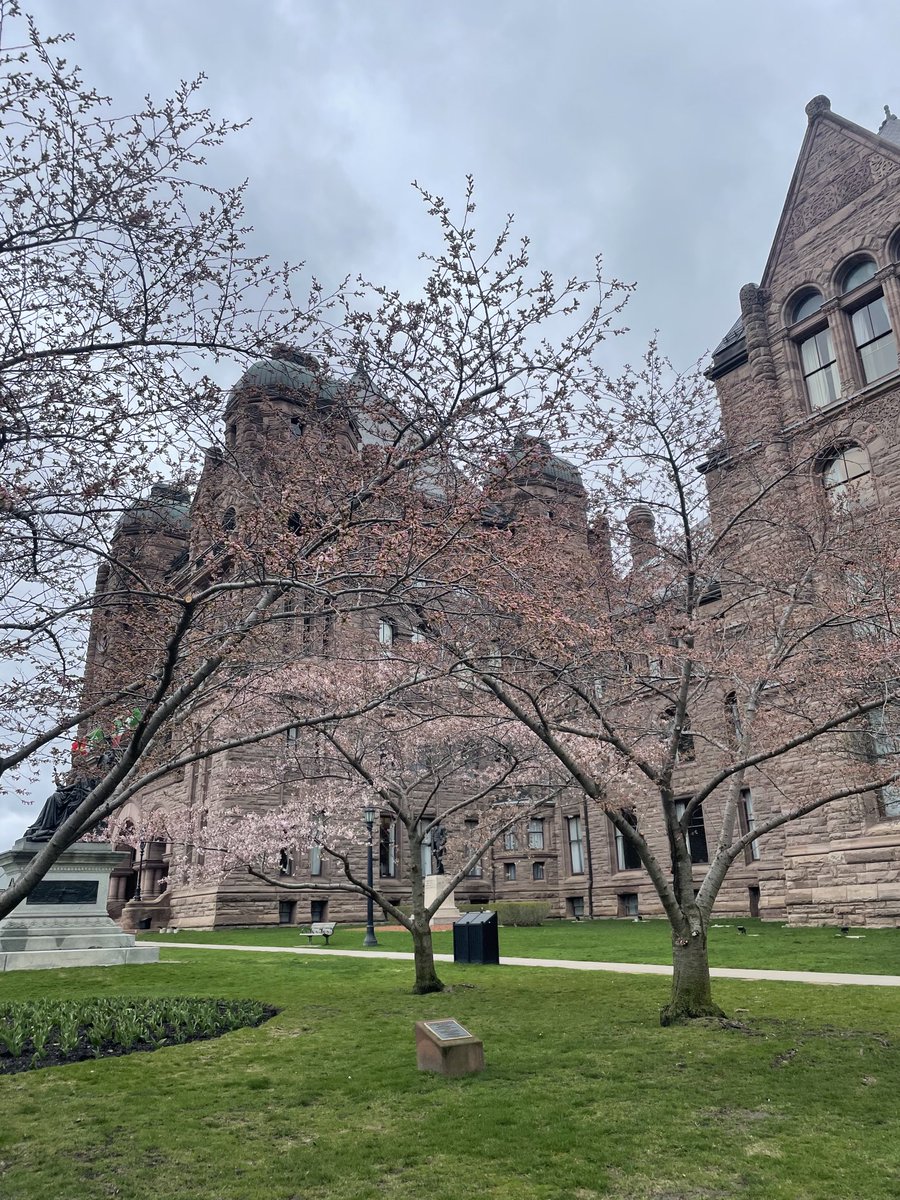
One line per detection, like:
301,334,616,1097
424,822,462,927
415,1018,484,1077
0,779,159,971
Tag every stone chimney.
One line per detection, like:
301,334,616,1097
625,504,658,571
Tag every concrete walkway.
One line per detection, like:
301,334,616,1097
143,941,900,988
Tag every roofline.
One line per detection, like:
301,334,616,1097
760,97,900,291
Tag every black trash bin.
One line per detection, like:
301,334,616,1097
452,910,499,965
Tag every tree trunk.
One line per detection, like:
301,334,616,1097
659,931,724,1025
410,920,444,995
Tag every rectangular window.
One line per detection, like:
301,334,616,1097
379,815,396,878
532,861,545,881
504,862,517,882
527,818,545,850
310,899,327,923
869,710,900,819
852,295,897,384
800,327,840,408
567,815,585,874
675,800,709,864
285,725,299,745
418,820,433,876
278,900,296,925
309,844,322,876
613,810,641,870
567,896,585,919
739,788,760,861
279,848,294,876
503,829,518,851
618,892,639,917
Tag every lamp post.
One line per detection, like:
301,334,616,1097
363,803,378,947
133,838,146,902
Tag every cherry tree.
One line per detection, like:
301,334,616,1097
442,343,900,1023
0,0,628,919
192,678,556,994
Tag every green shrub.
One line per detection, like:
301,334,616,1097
463,901,551,926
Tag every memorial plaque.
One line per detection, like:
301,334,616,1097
423,1018,470,1041
26,880,99,905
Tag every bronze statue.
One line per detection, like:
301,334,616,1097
23,778,98,841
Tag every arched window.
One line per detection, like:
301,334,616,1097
378,618,395,647
790,288,824,323
820,444,875,511
840,257,877,294
221,507,236,533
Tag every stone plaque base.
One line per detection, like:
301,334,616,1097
0,840,159,972
415,1019,484,1077
424,875,462,928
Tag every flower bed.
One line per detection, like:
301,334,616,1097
0,996,276,1074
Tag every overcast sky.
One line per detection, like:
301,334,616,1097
5,0,900,842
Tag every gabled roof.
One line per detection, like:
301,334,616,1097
760,95,900,292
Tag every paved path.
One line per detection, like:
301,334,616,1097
144,941,900,988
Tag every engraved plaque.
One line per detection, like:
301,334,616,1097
423,1019,470,1041
26,880,99,905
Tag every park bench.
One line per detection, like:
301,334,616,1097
300,921,336,945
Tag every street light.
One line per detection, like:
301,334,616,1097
133,838,146,902
363,804,378,947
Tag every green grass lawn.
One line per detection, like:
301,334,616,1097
2,950,899,1199
141,916,900,975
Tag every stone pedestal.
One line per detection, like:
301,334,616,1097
424,874,462,927
415,1019,485,1077
0,840,159,972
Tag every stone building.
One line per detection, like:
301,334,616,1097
98,96,899,931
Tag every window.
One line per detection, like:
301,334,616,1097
411,627,426,643
379,815,397,878
279,848,294,876
285,725,299,745
289,416,304,437
790,288,824,323
567,896,585,919
674,800,709,864
663,706,695,762
527,818,545,850
820,445,875,511
618,892,639,917
725,692,743,749
800,327,840,408
503,829,518,851
613,810,641,870
221,506,236,532
869,710,900,819
739,788,760,861
504,862,517,882
310,899,328,923
841,258,877,294
851,295,897,383
532,861,545,881
567,815,585,874
378,618,395,647
278,900,297,925
309,843,322,876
